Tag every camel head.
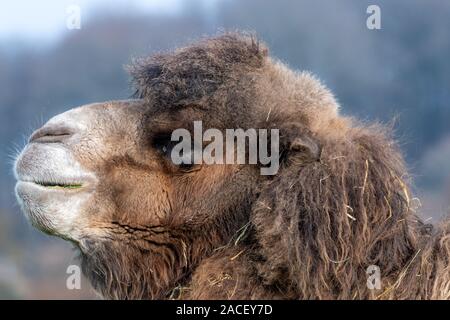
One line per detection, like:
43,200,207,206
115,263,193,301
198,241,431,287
15,33,444,300
14,95,266,298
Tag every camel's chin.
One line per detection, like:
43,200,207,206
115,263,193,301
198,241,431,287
15,180,92,239
15,181,61,235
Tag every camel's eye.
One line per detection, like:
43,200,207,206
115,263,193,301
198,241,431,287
152,134,174,156
152,134,198,172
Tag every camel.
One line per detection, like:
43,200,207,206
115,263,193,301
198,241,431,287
14,33,450,299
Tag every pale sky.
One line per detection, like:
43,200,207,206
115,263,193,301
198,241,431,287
0,0,187,42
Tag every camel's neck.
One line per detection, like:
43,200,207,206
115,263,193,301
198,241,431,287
182,217,450,300
381,217,450,299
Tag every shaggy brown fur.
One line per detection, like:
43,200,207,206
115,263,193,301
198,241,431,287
18,33,450,299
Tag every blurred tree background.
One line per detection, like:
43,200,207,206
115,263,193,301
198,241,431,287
0,0,449,298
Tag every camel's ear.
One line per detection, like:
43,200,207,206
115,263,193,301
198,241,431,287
280,124,321,163
289,135,321,160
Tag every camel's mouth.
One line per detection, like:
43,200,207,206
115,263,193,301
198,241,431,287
33,181,84,190
15,179,88,194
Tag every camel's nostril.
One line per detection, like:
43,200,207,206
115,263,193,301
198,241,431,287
29,125,75,143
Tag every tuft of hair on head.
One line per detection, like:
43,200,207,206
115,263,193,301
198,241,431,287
127,32,269,109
